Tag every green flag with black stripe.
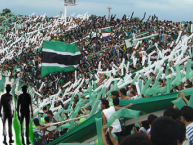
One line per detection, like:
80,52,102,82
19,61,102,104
41,41,81,77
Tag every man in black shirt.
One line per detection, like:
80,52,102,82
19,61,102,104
0,84,14,144
17,85,33,145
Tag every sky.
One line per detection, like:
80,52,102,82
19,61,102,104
0,0,193,22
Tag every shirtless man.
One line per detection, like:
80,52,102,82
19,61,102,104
119,88,132,100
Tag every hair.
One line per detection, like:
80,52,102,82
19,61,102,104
141,120,149,130
43,106,47,111
113,97,119,106
180,106,193,122
111,91,119,98
34,118,40,126
130,91,135,96
176,120,186,144
44,116,50,123
163,107,180,120
47,110,54,116
101,99,109,108
147,114,158,125
118,136,124,144
120,134,152,145
120,88,127,96
151,116,179,145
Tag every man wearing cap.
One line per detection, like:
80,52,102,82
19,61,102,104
17,85,33,144
0,84,14,144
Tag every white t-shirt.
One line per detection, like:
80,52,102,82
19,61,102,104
147,127,151,134
183,134,189,145
132,95,139,100
102,106,122,133
186,122,193,144
139,127,147,134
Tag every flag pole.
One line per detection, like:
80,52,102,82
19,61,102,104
63,0,77,24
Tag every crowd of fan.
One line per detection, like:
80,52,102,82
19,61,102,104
33,91,193,145
1,12,193,145
100,91,193,145
0,13,192,100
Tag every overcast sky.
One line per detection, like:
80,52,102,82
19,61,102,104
0,0,192,22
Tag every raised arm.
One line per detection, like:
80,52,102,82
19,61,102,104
181,91,189,105
40,125,51,131
102,125,108,145
109,126,119,145
114,103,133,111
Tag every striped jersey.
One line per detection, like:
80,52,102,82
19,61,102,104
186,122,193,145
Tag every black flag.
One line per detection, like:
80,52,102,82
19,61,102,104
147,15,151,21
141,12,146,22
130,12,134,21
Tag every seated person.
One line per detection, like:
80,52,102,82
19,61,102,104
119,88,132,100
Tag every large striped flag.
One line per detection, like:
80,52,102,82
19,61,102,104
101,28,112,40
41,41,81,77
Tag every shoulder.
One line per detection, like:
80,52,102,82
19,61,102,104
9,94,13,97
52,116,57,121
18,94,23,98
139,127,146,131
26,93,31,97
0,94,5,101
1,94,6,97
187,124,193,133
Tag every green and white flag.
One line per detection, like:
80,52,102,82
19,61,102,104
125,38,133,48
41,41,81,77
101,28,112,40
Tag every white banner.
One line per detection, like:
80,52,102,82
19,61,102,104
125,39,132,48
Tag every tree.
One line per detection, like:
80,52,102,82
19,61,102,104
89,14,97,20
2,8,11,15
131,17,140,22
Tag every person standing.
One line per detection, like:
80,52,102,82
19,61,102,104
101,99,133,145
17,85,33,145
0,84,14,144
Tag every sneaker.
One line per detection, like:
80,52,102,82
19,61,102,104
9,139,14,143
26,139,31,144
3,140,7,145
